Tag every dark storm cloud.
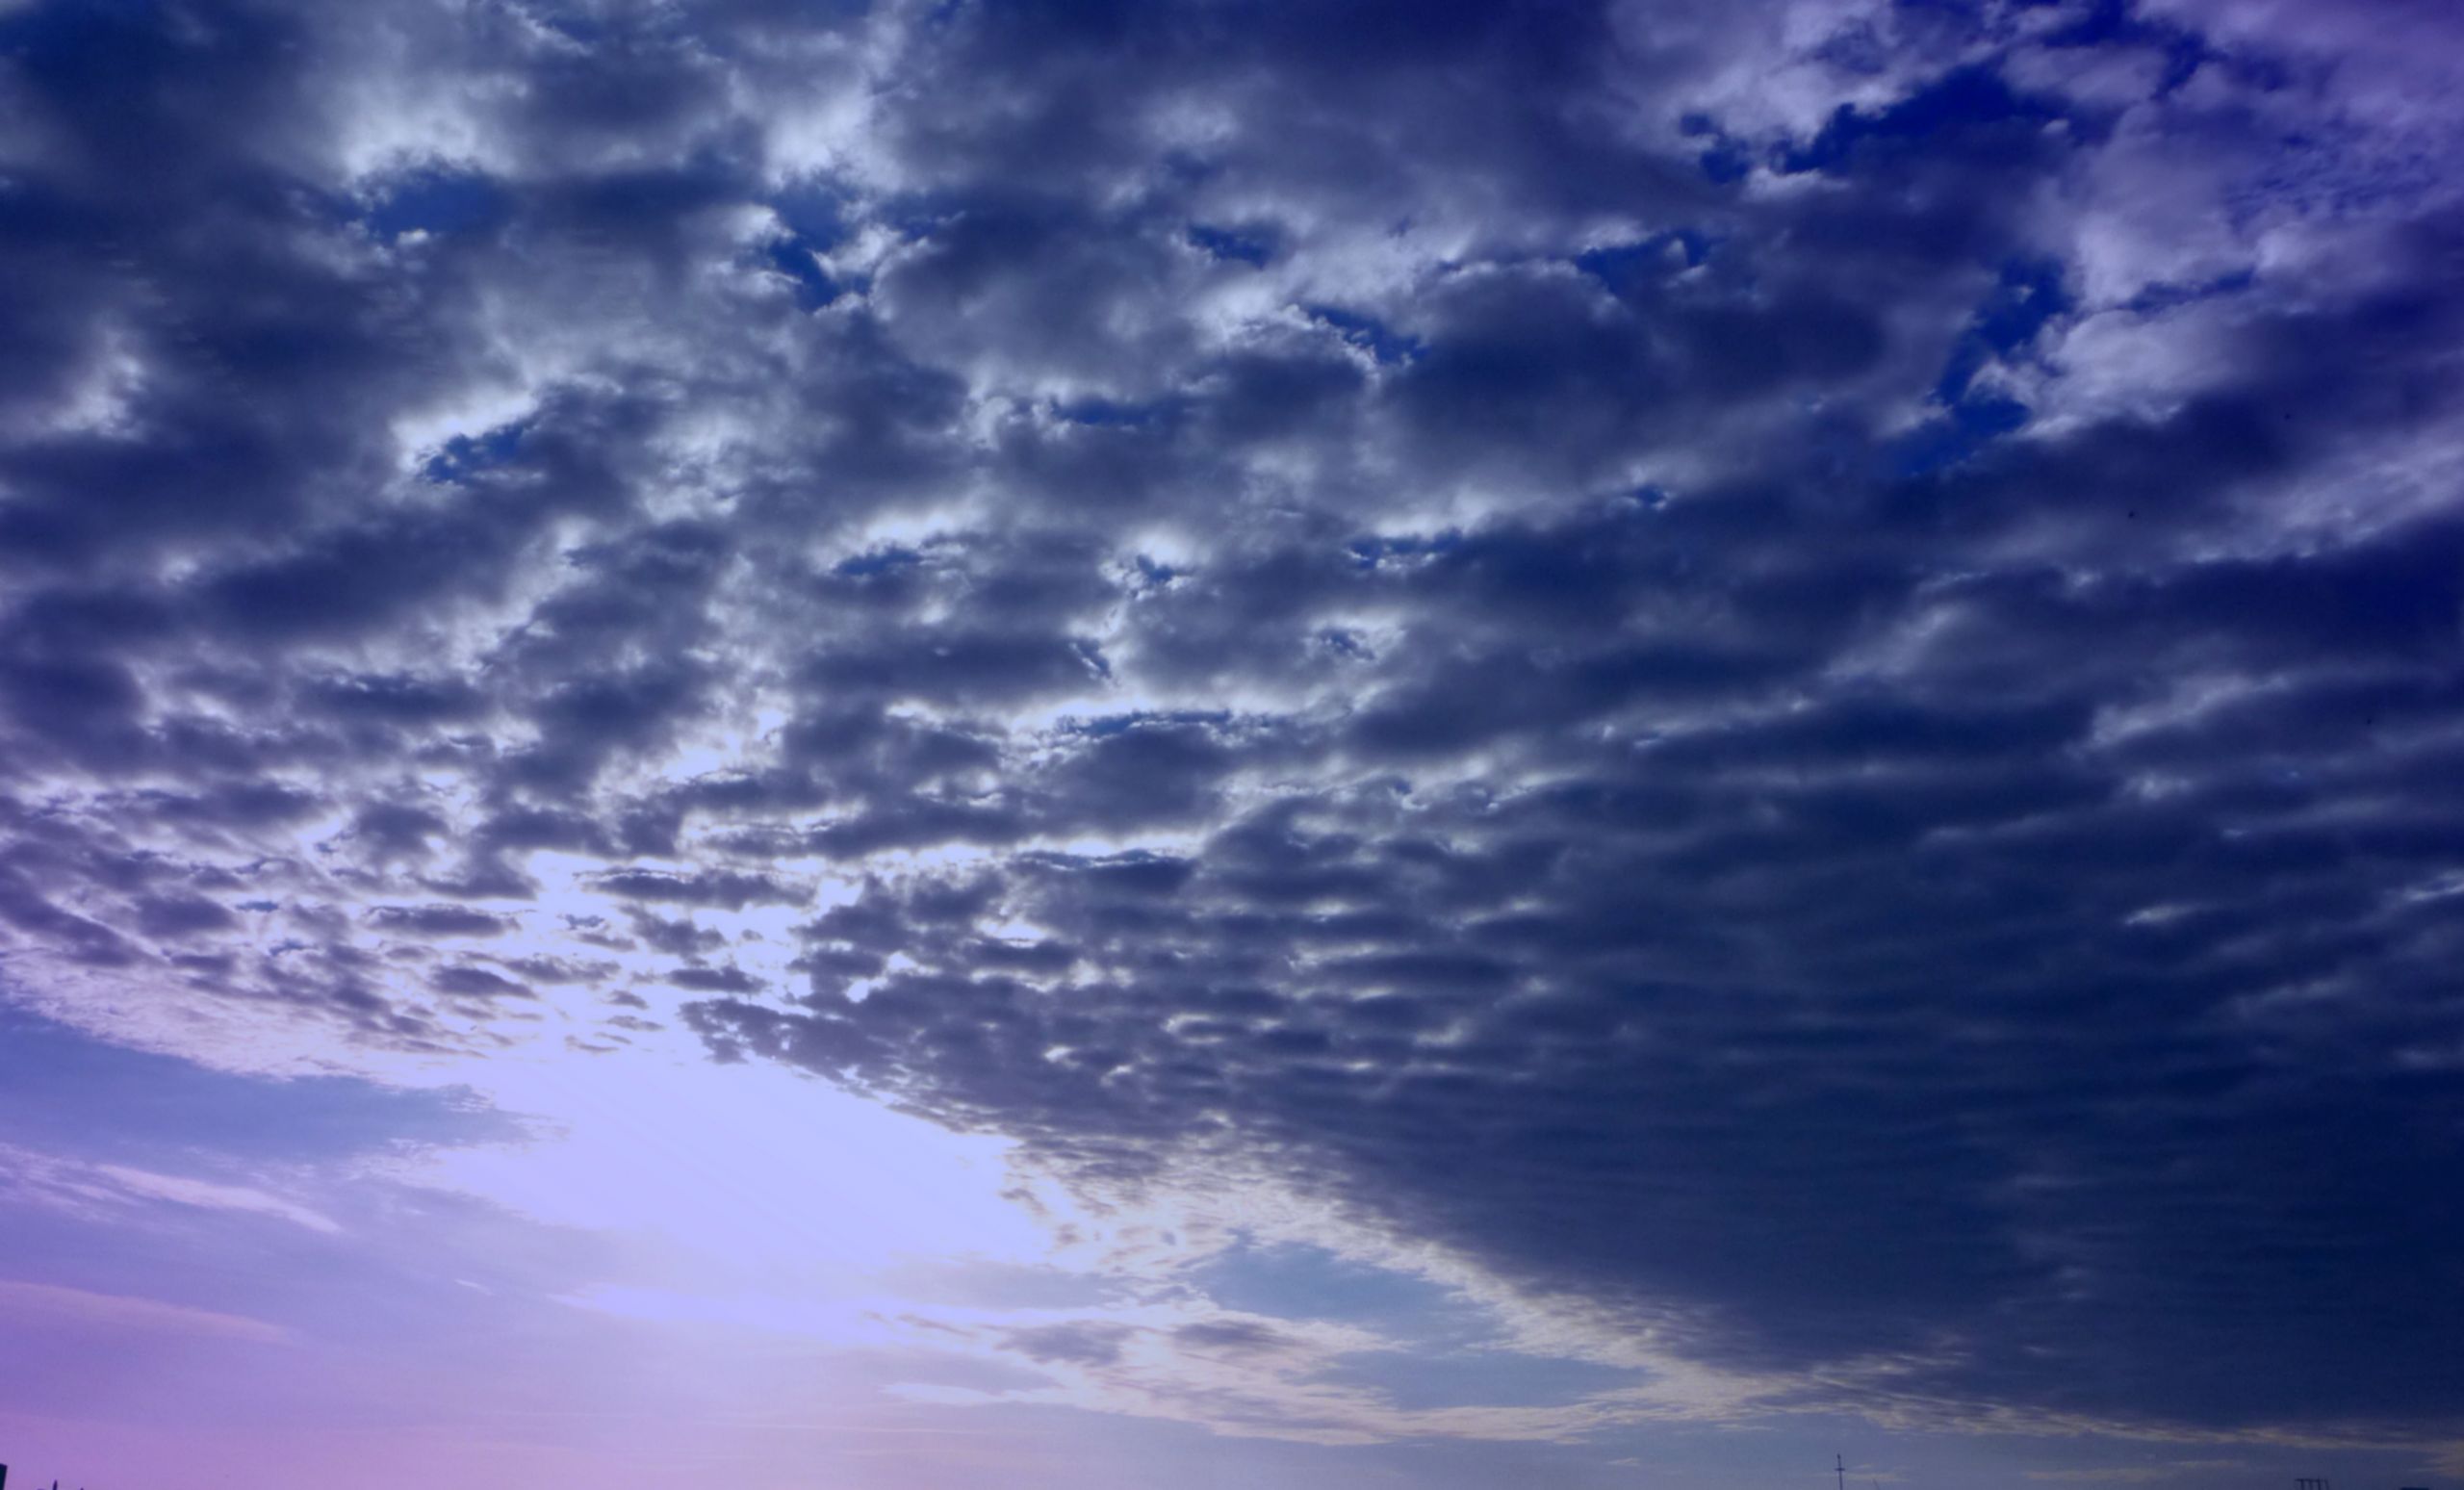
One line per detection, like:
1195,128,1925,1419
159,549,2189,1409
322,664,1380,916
4,0,2461,1450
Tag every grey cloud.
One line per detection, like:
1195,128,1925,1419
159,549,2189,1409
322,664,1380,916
430,964,534,1000
495,954,619,987
998,1320,1139,1369
625,909,726,959
131,893,241,940
366,905,517,939
1171,1319,1296,1355
662,964,765,993
590,869,803,911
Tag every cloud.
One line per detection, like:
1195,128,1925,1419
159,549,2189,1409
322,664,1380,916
0,1142,343,1236
0,0,2458,1456
998,1320,1139,1368
91,1164,346,1236
0,1278,291,1345
369,905,518,938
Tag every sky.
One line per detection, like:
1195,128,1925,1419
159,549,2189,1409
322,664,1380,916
0,0,2460,1486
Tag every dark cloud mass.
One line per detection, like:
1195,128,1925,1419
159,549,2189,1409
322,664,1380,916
3,0,2461,1448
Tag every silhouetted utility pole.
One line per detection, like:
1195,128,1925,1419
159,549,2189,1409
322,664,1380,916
1836,1454,1847,1490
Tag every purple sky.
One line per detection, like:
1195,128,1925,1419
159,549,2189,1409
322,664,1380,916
2,1,2461,1486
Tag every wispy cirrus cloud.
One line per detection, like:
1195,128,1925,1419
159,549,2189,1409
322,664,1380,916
0,1278,292,1345
0,1142,339,1235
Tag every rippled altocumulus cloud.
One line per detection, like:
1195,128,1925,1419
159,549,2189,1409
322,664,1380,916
3,0,2461,1450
